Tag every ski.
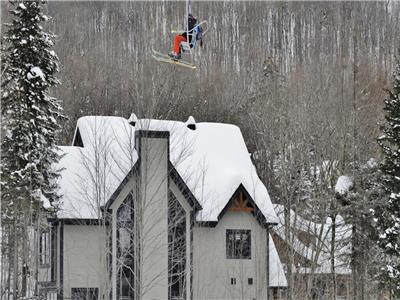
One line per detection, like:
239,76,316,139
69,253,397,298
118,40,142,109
152,50,196,70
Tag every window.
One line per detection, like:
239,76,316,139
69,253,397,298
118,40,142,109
40,231,50,266
226,229,251,259
117,193,136,300
71,288,98,300
230,278,236,285
272,288,279,300
248,278,253,285
39,288,57,300
168,191,187,300
46,291,57,300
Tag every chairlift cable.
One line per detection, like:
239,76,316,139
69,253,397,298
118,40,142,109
186,0,192,63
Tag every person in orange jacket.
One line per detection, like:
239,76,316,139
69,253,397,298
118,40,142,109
169,13,203,60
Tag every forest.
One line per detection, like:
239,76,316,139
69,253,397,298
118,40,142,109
1,1,400,299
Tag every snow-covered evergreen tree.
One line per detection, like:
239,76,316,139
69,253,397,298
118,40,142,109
1,1,64,296
376,55,400,295
1,0,64,211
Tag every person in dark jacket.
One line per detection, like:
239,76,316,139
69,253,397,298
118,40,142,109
169,13,202,60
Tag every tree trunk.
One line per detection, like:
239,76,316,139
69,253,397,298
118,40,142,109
331,214,337,300
351,222,358,300
284,205,293,300
21,222,27,298
12,230,18,300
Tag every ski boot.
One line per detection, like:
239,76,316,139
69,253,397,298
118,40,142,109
168,52,181,61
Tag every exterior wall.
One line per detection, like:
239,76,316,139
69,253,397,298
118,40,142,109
193,211,269,300
62,224,106,299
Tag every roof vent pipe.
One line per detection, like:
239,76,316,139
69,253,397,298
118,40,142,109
128,113,138,126
186,116,196,130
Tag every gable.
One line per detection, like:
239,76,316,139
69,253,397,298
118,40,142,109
104,160,140,211
228,190,254,213
103,157,201,214
198,184,276,228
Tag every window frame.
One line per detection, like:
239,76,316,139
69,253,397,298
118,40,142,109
39,287,57,300
226,229,251,259
39,230,51,267
46,290,57,300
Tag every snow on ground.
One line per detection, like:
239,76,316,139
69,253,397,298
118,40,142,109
335,175,354,196
56,115,279,224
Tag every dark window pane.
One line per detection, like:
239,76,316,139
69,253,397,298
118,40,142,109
116,193,136,299
168,191,187,300
226,230,251,259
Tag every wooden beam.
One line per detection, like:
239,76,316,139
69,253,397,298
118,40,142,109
228,192,254,212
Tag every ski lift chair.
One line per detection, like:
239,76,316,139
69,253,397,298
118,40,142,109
180,21,207,55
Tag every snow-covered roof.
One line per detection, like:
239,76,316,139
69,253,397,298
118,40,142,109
269,234,288,287
273,204,352,275
57,116,137,218
56,116,279,224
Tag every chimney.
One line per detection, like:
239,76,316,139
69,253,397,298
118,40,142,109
135,129,170,298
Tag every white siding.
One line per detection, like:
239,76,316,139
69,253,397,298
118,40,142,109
193,211,268,300
62,225,106,299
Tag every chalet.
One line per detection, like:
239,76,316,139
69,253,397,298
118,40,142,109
37,115,287,300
